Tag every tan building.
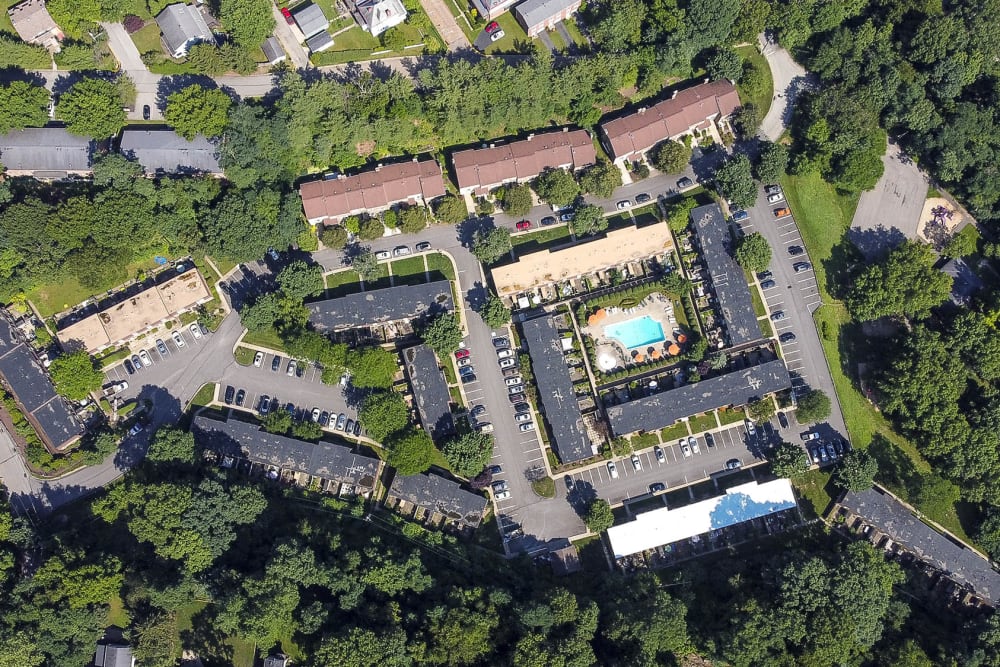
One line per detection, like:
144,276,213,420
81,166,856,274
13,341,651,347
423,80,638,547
57,268,211,353
8,0,62,50
599,80,741,163
491,224,673,298
300,157,446,225
451,128,595,196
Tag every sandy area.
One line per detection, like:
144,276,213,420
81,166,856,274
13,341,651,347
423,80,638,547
918,197,967,248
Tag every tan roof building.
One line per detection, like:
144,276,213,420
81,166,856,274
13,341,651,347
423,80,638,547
300,157,446,225
57,268,211,353
491,224,673,297
452,128,596,195
8,0,62,50
599,80,741,163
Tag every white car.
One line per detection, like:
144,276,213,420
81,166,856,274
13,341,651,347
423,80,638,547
490,29,505,41
519,423,535,432
189,323,202,339
688,436,700,454
499,358,516,369
681,441,691,457
495,489,511,500
172,331,185,347
745,420,756,436
767,192,784,203
607,461,619,479
497,349,514,359
655,446,666,463
515,412,532,423
504,377,522,386
286,360,297,376
631,454,641,471
253,351,263,368
375,250,391,260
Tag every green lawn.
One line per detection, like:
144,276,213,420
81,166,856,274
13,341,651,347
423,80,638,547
0,0,19,34
426,252,457,282
234,346,255,366
190,383,217,408
484,12,529,54
735,45,773,120
130,22,162,56
511,225,573,256
631,431,659,449
531,476,555,498
792,469,833,520
390,256,427,284
758,317,774,339
658,422,689,442
108,595,130,627
546,27,567,52
688,413,716,434
560,17,588,48
748,280,766,317
717,407,745,425
242,327,287,352
329,25,379,50
325,269,364,297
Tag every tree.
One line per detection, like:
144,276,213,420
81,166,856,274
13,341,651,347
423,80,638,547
146,427,196,465
347,346,398,389
795,389,832,423
263,409,292,435
357,217,385,240
433,195,468,224
386,427,435,475
351,250,382,282
499,183,532,217
312,627,411,667
359,391,409,442
164,84,232,139
48,351,102,401
132,613,176,667
834,449,878,492
846,241,952,321
472,227,512,264
666,197,697,233
200,188,299,263
219,0,274,48
650,140,692,174
578,160,622,198
533,168,580,207
277,261,324,300
770,441,809,478
571,204,607,237
0,81,49,134
942,227,979,258
746,397,776,423
478,292,511,328
714,154,757,210
419,313,463,357
321,225,349,249
734,232,771,273
590,0,645,52
292,419,323,440
399,205,428,233
732,104,760,137
91,153,144,189
381,26,407,51
705,48,743,81
442,431,492,477
585,498,614,533
56,77,127,138
755,142,789,183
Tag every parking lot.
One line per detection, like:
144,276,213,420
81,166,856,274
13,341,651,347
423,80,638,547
105,324,212,381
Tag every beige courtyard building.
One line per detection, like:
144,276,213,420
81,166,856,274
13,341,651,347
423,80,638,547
491,224,674,299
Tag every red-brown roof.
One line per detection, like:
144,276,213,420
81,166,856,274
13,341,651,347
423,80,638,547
599,81,740,160
300,158,446,222
451,129,596,192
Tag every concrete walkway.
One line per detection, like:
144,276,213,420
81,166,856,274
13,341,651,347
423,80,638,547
419,0,471,51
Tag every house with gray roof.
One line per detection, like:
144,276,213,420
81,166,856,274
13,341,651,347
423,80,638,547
192,414,381,493
522,314,594,463
305,30,334,53
387,471,487,529
156,3,214,58
307,280,453,332
0,128,93,179
93,641,135,667
606,358,791,437
261,36,286,64
120,128,221,175
513,0,581,37
292,2,329,37
0,312,82,451
353,0,407,36
404,345,454,442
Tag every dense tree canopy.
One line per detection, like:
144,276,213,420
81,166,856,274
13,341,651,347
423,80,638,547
442,431,493,477
0,81,49,134
277,261,325,300
358,391,409,442
56,77,127,139
534,168,581,207
419,313,463,357
219,0,275,48
714,154,757,210
733,232,771,273
472,227,512,264
164,84,232,139
48,351,102,401
846,241,952,322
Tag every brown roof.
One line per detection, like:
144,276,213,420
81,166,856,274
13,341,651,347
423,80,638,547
8,0,61,45
300,158,446,222
599,80,740,160
451,129,596,192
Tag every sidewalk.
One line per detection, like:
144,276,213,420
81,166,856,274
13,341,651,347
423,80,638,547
419,0,471,50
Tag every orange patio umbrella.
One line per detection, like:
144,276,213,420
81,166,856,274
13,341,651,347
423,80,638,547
667,343,681,355
651,349,662,359
634,353,646,363
677,334,688,344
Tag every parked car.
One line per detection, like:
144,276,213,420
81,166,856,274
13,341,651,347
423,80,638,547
131,354,142,370
802,432,820,441
499,358,516,368
415,241,431,251
516,220,532,231
502,367,519,377
770,310,787,321
224,386,235,404
635,192,651,204
464,374,480,385
267,247,280,261
655,446,666,463
616,200,631,210
779,332,797,343
705,432,715,447
353,421,362,436
492,337,510,349
607,461,619,479
311,407,321,422
793,262,812,273
458,357,472,367
688,436,700,454
497,349,514,359
489,464,502,475
760,279,776,289
171,331,184,348
346,418,355,433
494,489,511,500
810,447,821,464
773,207,791,217
745,420,757,436
459,365,475,376
788,245,804,256
123,359,135,375
519,423,535,432
280,6,294,23
649,482,666,493
833,440,844,456
259,395,271,415
492,480,509,492
677,177,693,188
731,210,749,222
272,355,282,372
559,212,573,222
471,404,486,417
725,458,742,470
286,360,296,376
156,338,168,355
507,392,524,403
631,454,642,471
139,350,152,366
490,29,505,41
328,413,337,428
515,412,532,423
777,411,789,428
375,250,391,260
455,348,470,360
540,216,556,226
189,322,202,339
504,377,522,386
235,389,245,407
681,442,691,457
764,184,781,195
757,270,772,281
819,446,829,463
142,104,151,120
129,423,143,436
507,385,524,395
253,351,263,368
393,245,410,257
485,20,499,32
336,413,347,430
767,192,785,203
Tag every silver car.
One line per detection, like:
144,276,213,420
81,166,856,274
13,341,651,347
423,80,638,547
688,436,700,454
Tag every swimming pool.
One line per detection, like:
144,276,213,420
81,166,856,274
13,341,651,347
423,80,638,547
604,315,666,349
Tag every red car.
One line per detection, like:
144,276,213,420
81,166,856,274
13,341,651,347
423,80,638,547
280,6,294,24
455,348,470,360
516,220,532,231
486,21,499,33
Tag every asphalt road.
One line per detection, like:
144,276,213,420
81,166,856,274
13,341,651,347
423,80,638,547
757,32,817,142
738,183,850,444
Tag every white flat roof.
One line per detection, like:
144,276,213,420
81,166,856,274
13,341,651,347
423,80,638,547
607,478,797,558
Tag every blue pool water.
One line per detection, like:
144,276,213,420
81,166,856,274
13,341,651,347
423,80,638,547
604,315,666,349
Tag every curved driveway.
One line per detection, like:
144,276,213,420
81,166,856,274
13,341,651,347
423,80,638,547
757,32,817,142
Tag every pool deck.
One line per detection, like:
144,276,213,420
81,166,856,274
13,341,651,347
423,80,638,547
584,292,681,371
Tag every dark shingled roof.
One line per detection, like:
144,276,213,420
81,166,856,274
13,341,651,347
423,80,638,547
388,471,486,527
94,643,134,667
690,203,762,346
308,280,452,331
0,316,82,450
522,315,592,463
607,359,791,437
120,128,221,175
404,345,454,442
293,2,329,37
842,487,1000,604
192,415,380,489
0,128,94,173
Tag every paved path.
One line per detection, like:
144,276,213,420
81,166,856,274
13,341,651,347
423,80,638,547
757,32,817,142
419,0,471,51
269,5,312,69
